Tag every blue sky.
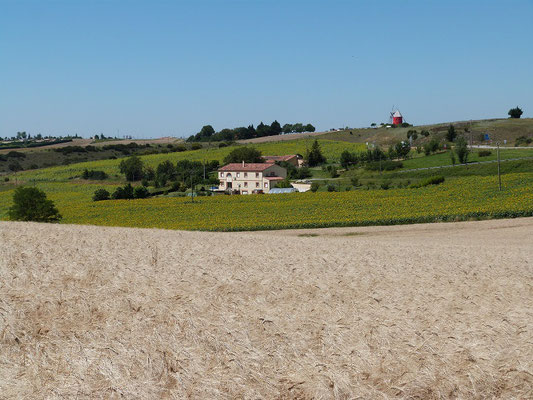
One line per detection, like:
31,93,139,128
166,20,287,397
1,0,532,138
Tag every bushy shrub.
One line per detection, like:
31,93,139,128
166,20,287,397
54,146,87,154
515,136,532,146
478,150,492,157
6,151,26,159
409,176,445,189
190,143,203,150
82,169,108,180
8,161,23,171
327,184,337,192
8,186,61,222
310,182,319,192
92,188,110,201
423,138,440,155
133,185,150,199
112,183,135,199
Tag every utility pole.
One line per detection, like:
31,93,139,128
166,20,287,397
497,142,502,191
190,172,195,203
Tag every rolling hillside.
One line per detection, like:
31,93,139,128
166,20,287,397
239,118,533,147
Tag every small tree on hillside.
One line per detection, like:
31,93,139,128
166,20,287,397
92,188,110,201
454,137,469,164
508,106,523,119
9,187,62,222
223,147,263,164
119,155,144,181
446,125,457,142
270,120,282,135
306,140,326,167
304,124,316,132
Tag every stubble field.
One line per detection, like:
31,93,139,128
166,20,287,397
1,218,532,398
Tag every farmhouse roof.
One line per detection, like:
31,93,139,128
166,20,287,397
264,176,284,180
263,155,298,163
219,163,274,172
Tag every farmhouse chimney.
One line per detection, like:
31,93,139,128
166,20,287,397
242,160,245,167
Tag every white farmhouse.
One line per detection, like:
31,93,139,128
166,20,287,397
218,162,287,194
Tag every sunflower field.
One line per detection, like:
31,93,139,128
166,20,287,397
1,173,532,231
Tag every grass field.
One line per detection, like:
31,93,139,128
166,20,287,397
6,139,365,183
401,148,533,169
1,173,531,231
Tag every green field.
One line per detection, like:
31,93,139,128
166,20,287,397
8,139,365,183
401,148,533,169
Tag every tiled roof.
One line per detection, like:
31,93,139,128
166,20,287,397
263,155,298,162
264,176,284,180
219,163,274,172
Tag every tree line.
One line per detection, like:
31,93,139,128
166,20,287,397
187,121,315,142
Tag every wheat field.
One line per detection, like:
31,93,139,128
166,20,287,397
1,218,532,399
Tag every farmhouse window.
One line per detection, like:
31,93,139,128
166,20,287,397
237,173,240,178
255,172,259,178
244,182,248,187
220,172,224,177
220,181,224,187
244,172,248,178
256,182,259,188
264,182,268,188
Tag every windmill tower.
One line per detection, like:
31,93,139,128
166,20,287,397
389,107,404,125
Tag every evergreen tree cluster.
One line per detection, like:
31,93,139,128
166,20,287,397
187,121,315,142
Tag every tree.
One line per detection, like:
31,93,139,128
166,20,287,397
119,155,144,181
292,123,304,133
282,123,293,134
133,185,150,199
8,186,61,222
92,188,110,201
454,137,469,164
304,124,316,132
275,178,293,188
155,160,176,187
8,161,23,172
446,125,457,142
198,125,215,139
508,106,523,119
223,147,263,164
310,182,320,192
270,120,282,135
394,141,411,159
306,140,326,167
340,150,357,169
112,183,135,199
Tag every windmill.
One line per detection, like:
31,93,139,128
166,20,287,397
389,106,404,125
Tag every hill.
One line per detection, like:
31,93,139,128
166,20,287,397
1,218,532,398
239,118,533,147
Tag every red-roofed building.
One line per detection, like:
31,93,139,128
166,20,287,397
218,162,287,194
262,154,301,167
